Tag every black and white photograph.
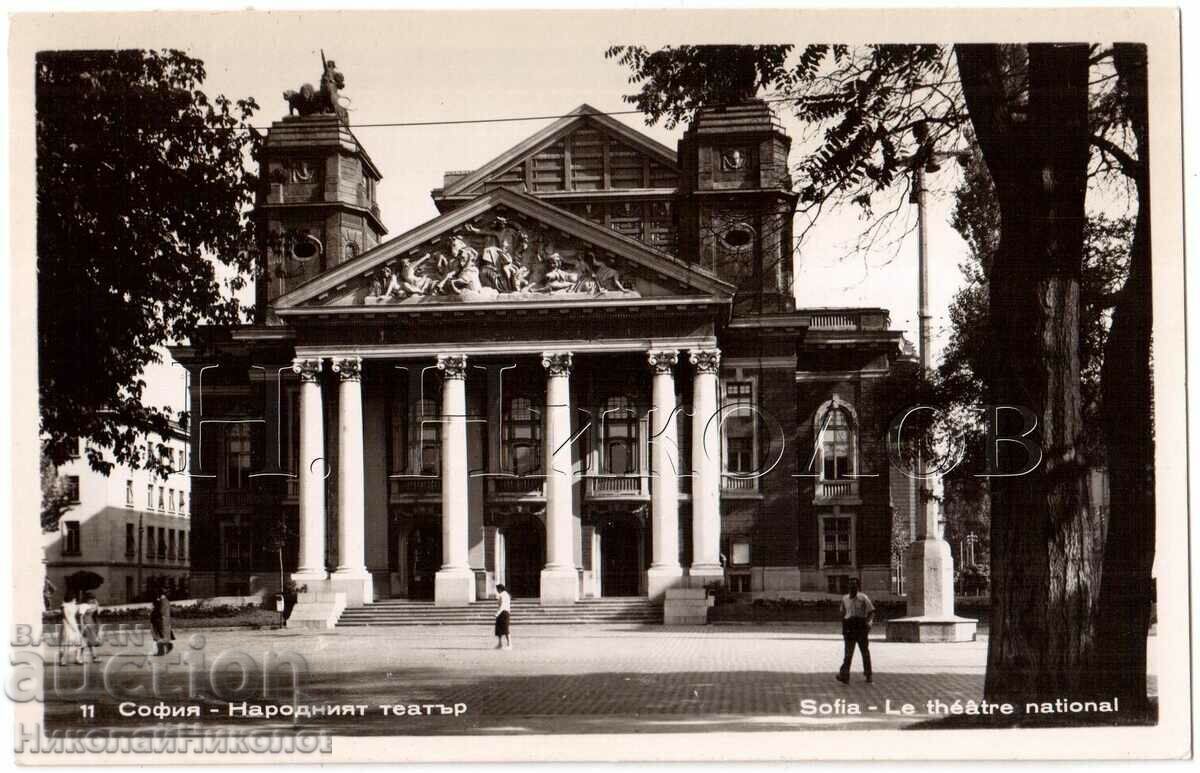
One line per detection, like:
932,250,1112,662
8,6,1190,763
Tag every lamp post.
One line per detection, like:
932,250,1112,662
885,124,978,643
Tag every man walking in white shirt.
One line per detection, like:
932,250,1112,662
836,577,874,684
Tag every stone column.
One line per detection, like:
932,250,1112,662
540,351,578,605
291,358,328,584
689,348,724,584
434,354,476,606
646,350,683,599
330,357,372,606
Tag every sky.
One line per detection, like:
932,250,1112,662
100,12,974,414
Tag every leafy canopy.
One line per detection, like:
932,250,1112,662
37,49,261,477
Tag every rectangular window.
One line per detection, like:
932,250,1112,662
147,484,154,509
158,528,167,559
157,487,164,511
181,532,187,561
827,574,851,594
731,541,751,566
63,521,81,555
822,515,853,567
222,526,252,570
225,425,254,489
146,526,155,559
62,476,80,503
179,491,186,514
125,480,134,507
168,489,175,513
169,529,176,560
722,379,757,480
125,523,136,557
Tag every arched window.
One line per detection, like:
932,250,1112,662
818,405,856,481
504,396,541,475
415,397,440,475
601,395,640,475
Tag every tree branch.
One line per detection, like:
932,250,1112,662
1090,134,1145,187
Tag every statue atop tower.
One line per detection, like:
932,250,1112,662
282,50,349,122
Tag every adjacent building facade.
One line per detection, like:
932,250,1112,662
174,91,916,609
44,427,192,606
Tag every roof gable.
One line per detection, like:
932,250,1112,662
437,104,679,200
273,188,732,312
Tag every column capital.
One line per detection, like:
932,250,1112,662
541,351,573,377
437,353,468,380
647,349,679,374
292,358,323,383
689,348,721,374
331,356,362,381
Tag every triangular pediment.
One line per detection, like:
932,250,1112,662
273,188,732,312
437,104,679,201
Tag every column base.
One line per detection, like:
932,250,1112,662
885,616,978,643
286,590,346,630
539,568,579,605
330,569,374,607
646,566,684,600
687,564,725,588
289,570,330,591
434,568,476,606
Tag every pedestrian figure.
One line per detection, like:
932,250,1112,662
494,583,512,650
57,592,82,666
78,592,101,664
836,577,874,683
150,591,174,656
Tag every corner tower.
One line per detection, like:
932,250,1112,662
676,100,798,314
255,63,386,318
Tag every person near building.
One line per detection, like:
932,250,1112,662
57,592,82,666
150,591,174,656
494,583,512,650
78,592,101,663
836,577,875,684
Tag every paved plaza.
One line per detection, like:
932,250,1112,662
43,622,1156,735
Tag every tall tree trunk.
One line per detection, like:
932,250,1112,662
1092,43,1154,715
956,43,1105,706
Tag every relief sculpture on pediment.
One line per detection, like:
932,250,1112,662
362,211,640,305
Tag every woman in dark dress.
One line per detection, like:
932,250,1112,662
494,584,512,650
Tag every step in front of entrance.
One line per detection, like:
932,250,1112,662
336,597,663,627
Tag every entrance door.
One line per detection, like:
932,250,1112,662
407,526,441,600
503,520,544,598
600,519,642,596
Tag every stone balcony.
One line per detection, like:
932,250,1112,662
814,479,861,504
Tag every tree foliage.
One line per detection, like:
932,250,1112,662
40,446,73,532
611,42,1152,712
37,49,261,477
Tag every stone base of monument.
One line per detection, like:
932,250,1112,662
286,590,347,630
886,536,977,642
885,615,978,643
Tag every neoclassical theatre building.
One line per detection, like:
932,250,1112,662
175,83,918,610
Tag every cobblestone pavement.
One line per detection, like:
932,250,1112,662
42,623,1156,735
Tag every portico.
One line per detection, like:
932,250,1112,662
287,338,724,607
177,86,918,628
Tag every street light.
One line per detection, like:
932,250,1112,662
885,123,977,643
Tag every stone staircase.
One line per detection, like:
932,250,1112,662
336,596,662,627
